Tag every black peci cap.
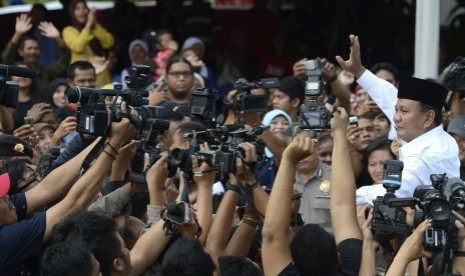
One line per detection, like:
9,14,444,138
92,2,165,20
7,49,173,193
397,76,448,110
0,134,33,158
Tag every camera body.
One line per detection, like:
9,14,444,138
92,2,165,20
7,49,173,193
372,160,416,236
414,174,456,252
230,78,279,113
190,88,218,128
299,59,330,130
67,65,151,136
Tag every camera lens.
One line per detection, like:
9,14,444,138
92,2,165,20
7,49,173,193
427,199,451,221
169,148,188,167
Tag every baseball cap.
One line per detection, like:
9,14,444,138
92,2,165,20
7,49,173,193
0,173,11,197
33,123,56,134
447,115,465,139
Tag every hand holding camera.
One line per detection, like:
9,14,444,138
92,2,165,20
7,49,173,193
283,136,314,165
396,219,433,263
325,103,348,133
319,58,338,83
26,103,53,124
235,142,257,184
109,117,138,147
192,143,215,187
13,123,35,142
146,153,169,192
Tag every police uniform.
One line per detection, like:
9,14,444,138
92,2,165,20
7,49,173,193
294,161,332,234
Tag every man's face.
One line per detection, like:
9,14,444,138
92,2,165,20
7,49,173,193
70,68,96,88
356,118,376,149
394,99,430,142
18,39,40,66
374,115,390,139
318,139,333,166
166,62,194,102
169,129,189,152
37,127,54,153
159,120,181,151
271,89,293,114
0,195,18,225
376,69,397,87
451,134,465,165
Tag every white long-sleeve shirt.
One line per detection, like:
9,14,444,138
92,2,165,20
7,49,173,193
355,70,460,204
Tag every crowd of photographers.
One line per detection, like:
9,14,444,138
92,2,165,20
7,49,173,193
3,1,465,276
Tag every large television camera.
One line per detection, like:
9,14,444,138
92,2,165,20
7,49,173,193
66,65,151,136
413,174,465,252
228,78,279,113
0,64,36,108
299,59,331,130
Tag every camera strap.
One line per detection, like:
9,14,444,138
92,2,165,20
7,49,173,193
79,92,119,175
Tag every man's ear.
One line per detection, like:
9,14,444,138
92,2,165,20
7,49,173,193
113,257,126,272
423,109,436,129
66,78,74,86
291,97,301,108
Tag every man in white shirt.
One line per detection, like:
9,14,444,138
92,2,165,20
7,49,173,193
336,34,460,202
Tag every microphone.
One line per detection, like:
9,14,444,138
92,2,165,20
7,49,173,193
0,64,36,79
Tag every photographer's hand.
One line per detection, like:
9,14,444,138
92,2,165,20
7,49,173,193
357,205,376,276
292,59,307,78
148,82,170,106
319,57,338,82
109,140,136,181
386,219,433,276
13,124,35,142
51,116,77,147
27,103,53,124
335,34,366,78
146,154,169,206
191,145,214,245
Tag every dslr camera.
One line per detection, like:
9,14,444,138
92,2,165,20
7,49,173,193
299,59,331,130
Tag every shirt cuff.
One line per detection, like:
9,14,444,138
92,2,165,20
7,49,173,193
142,205,165,233
357,70,378,91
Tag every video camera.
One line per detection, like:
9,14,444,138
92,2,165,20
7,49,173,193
66,65,151,136
299,59,331,130
413,174,465,252
371,160,418,237
190,87,218,128
161,201,202,237
0,64,36,108
228,78,279,113
126,106,171,185
168,124,267,182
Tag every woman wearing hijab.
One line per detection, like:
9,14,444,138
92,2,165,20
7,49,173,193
255,109,292,189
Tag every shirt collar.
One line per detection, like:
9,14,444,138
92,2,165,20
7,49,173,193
399,125,444,159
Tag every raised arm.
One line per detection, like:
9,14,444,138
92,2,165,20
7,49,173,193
336,35,398,132
262,135,313,276
43,118,137,241
328,103,362,244
192,146,215,246
205,175,239,260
